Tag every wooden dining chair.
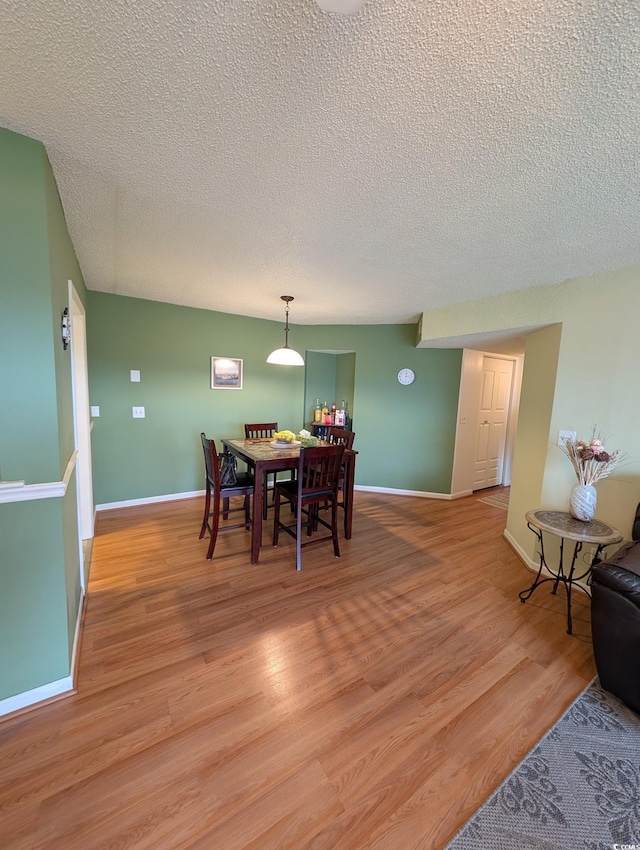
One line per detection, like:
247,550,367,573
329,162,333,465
199,433,253,560
327,427,355,450
272,443,345,571
244,422,288,519
327,427,355,525
244,423,278,440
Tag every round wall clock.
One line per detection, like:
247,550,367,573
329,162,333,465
397,368,415,385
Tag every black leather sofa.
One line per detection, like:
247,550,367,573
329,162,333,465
591,504,640,713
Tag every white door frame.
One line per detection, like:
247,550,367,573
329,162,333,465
69,280,94,589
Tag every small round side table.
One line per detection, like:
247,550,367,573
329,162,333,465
520,510,623,634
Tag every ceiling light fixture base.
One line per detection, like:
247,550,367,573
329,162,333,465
315,0,367,14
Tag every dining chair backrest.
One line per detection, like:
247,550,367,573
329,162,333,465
297,444,345,497
201,432,220,490
245,422,278,439
327,427,355,450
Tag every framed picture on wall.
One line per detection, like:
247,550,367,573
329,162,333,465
211,357,243,390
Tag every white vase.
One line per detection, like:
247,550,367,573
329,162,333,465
569,484,597,521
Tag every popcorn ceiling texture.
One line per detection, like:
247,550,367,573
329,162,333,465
1,0,639,324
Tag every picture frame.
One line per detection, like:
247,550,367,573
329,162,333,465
211,357,243,390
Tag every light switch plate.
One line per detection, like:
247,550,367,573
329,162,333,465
90,406,100,417
558,429,576,447
132,406,145,419
130,370,141,382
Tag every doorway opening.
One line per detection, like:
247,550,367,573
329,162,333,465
303,350,356,432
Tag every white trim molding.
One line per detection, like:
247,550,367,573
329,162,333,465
0,450,78,504
96,489,205,512
97,485,469,512
504,528,538,571
0,675,75,718
353,485,455,500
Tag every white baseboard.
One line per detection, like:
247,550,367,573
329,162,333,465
0,676,75,718
504,528,537,571
96,489,205,512
354,485,454,500
100,486,457,510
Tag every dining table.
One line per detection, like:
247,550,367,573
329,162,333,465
221,437,357,564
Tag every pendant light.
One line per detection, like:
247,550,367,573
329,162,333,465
267,296,305,366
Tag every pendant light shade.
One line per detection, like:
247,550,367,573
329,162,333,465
267,296,305,366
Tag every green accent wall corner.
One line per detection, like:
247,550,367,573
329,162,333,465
0,127,84,705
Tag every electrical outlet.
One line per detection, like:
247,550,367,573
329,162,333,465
558,430,576,447
132,406,145,419
91,406,100,417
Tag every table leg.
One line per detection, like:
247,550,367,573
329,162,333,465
519,524,547,602
563,541,584,635
251,461,265,564
552,537,565,595
519,523,587,634
344,453,355,539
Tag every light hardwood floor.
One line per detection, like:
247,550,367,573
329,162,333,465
0,490,595,849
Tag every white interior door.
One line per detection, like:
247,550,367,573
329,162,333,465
474,356,514,490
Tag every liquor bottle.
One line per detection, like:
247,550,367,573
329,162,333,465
344,401,351,430
335,401,345,427
330,401,336,424
322,401,329,424
314,399,322,422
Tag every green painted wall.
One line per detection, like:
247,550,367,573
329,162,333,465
88,293,463,504
0,502,70,697
323,323,462,492
88,294,305,503
0,130,59,484
0,128,84,702
45,147,87,473
335,353,356,424
43,149,85,652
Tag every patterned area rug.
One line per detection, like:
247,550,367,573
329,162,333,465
477,491,510,510
445,680,640,850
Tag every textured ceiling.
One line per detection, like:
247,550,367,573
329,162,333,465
1,0,639,326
